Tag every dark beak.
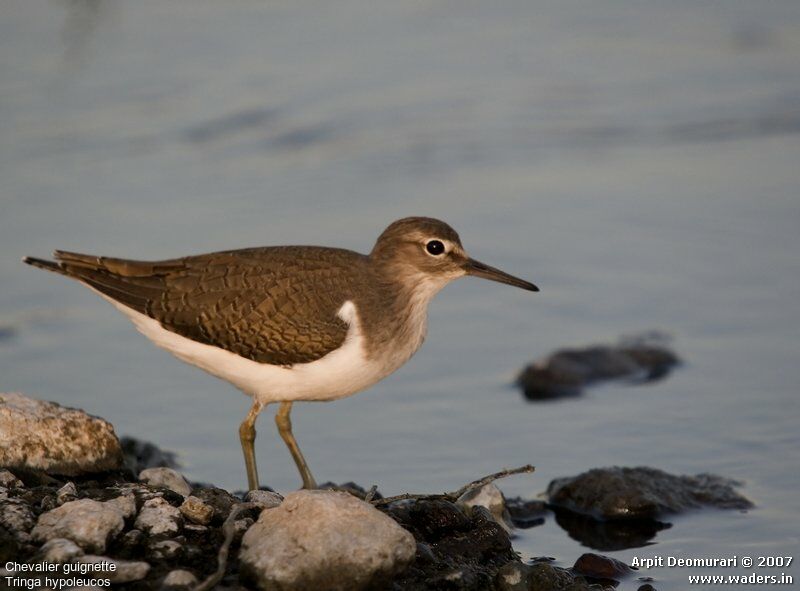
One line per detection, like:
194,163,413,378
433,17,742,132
464,258,539,292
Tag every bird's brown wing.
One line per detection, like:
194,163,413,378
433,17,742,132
24,247,361,365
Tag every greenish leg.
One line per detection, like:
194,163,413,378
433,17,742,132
239,400,265,491
275,401,318,489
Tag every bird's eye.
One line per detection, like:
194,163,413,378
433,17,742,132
426,240,445,256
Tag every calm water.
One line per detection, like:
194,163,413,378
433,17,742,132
2,1,799,588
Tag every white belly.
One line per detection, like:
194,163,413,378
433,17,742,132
97,294,398,404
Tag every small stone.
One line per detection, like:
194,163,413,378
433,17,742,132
240,490,416,591
35,538,83,563
0,470,23,489
162,569,198,589
31,498,125,553
56,482,78,505
457,483,513,532
139,467,193,497
135,497,183,536
233,517,254,539
148,539,182,561
115,529,146,559
179,496,214,525
75,555,151,584
0,392,123,475
573,552,633,579
190,487,239,524
245,489,283,509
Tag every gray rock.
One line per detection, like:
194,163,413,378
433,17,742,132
75,555,151,584
162,569,198,589
106,492,137,519
240,490,416,591
135,497,183,536
245,489,284,509
0,470,23,489
547,466,753,520
0,392,123,476
31,498,126,553
139,467,193,497
35,537,84,563
179,496,214,525
148,539,182,561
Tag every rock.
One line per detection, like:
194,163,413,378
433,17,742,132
495,561,532,591
135,497,183,536
551,505,670,551
75,555,151,583
528,562,598,591
319,481,383,501
35,537,83,563
148,539,182,561
245,489,284,509
457,483,513,532
179,496,214,525
0,497,35,539
162,569,198,589
240,490,415,591
115,529,146,559
31,498,125,553
191,486,240,524
517,333,680,399
573,552,633,580
121,436,179,473
56,482,78,505
386,499,518,589
638,585,657,591
505,497,548,529
547,467,753,520
0,470,23,489
106,492,137,519
0,392,123,475
139,467,193,497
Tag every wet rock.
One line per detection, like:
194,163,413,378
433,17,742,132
547,467,753,520
139,467,193,497
31,498,125,553
528,562,601,591
457,483,513,532
517,333,680,399
75,555,151,583
179,496,214,525
121,436,179,473
573,552,633,580
0,470,23,489
387,499,517,590
495,561,532,591
162,569,198,589
35,537,83,563
0,392,124,475
245,489,284,509
134,497,183,537
505,497,548,529
240,489,415,591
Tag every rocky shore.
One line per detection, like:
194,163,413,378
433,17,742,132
1,393,752,591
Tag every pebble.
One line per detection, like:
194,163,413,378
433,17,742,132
139,467,193,498
56,482,78,505
106,492,137,519
573,552,633,579
0,498,36,539
0,392,123,476
0,470,23,489
31,498,126,553
179,496,214,525
162,569,198,589
245,489,284,509
35,538,84,563
457,483,513,532
240,490,416,591
134,497,183,536
147,539,182,561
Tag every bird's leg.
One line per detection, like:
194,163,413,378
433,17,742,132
239,400,265,491
275,401,318,489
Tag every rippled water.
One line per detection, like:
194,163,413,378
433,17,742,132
2,1,799,588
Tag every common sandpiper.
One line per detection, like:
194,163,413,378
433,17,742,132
24,217,538,490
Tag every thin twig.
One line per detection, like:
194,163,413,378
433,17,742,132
193,502,259,591
371,464,535,507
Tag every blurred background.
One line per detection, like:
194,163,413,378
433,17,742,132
1,1,798,588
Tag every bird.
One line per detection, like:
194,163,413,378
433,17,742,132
23,217,537,490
